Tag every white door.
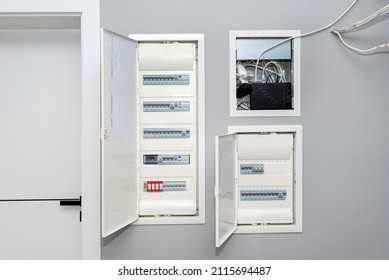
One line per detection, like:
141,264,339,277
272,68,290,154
101,29,139,238
0,201,81,259
0,28,82,259
215,134,238,247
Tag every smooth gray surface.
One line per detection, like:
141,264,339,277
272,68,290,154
100,0,389,259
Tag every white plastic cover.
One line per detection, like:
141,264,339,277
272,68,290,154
101,29,138,238
237,208,293,224
237,134,293,160
139,199,196,215
138,43,195,71
215,134,238,247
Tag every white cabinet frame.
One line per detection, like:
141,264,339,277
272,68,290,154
101,31,205,236
215,125,303,247
230,30,301,117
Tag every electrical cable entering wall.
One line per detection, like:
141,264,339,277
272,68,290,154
331,3,389,53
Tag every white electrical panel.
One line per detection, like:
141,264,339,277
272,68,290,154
102,31,205,237
215,125,302,247
230,30,301,117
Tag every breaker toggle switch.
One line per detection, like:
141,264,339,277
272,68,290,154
144,181,164,192
144,180,187,192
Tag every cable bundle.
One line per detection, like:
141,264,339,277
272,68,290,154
332,4,389,53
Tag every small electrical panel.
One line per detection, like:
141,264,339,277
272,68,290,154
215,126,302,247
102,31,205,236
230,30,301,117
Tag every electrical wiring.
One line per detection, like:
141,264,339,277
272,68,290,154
253,0,358,82
333,4,389,34
332,30,389,53
237,98,250,110
243,61,286,83
262,61,287,82
237,62,281,84
331,4,389,54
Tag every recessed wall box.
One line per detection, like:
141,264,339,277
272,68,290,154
101,31,205,237
230,30,301,117
215,125,302,247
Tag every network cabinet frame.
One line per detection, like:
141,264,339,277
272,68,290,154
230,30,301,117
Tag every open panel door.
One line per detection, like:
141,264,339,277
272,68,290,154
101,29,138,237
215,134,238,247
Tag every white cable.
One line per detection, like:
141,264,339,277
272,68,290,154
332,30,389,53
263,61,286,82
334,4,389,34
254,0,358,82
245,63,282,81
332,3,389,53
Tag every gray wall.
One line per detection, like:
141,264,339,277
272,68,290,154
100,0,389,259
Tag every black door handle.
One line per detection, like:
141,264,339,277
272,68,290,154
59,196,81,206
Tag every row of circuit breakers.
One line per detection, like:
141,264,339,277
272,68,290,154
239,164,287,201
137,41,198,218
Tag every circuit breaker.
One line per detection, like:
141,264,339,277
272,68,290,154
230,30,301,117
215,126,302,247
101,31,205,237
